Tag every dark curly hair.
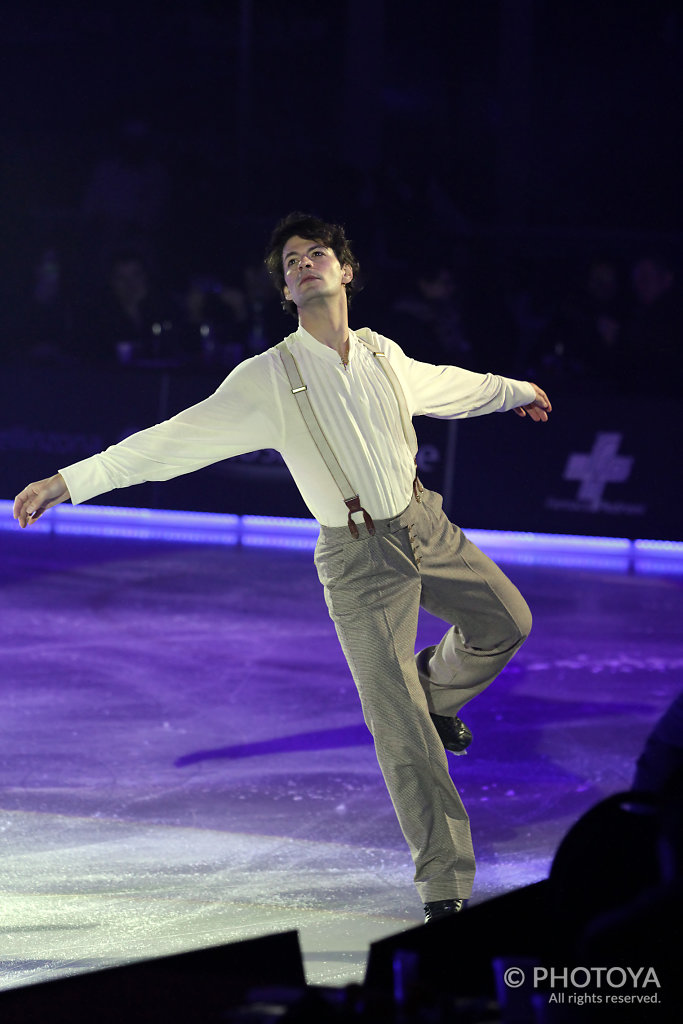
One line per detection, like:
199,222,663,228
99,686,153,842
265,211,361,318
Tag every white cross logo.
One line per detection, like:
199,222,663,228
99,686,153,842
563,432,634,510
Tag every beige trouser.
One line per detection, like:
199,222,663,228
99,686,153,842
315,487,532,902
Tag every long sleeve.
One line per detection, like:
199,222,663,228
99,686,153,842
369,331,536,419
60,354,283,505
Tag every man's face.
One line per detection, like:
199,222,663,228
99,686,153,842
281,235,351,310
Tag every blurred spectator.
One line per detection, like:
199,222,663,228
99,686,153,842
618,253,683,396
11,245,76,365
76,252,177,366
527,256,625,388
633,689,683,800
179,261,284,370
575,693,683,1006
179,273,248,369
387,260,474,366
494,253,557,377
544,691,683,1007
80,117,171,283
243,261,287,353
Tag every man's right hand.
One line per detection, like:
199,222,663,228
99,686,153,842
13,473,71,528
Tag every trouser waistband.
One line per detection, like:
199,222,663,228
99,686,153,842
319,490,423,545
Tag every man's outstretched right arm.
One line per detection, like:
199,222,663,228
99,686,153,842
12,354,282,528
14,473,71,528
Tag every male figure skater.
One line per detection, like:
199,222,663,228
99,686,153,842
14,213,551,922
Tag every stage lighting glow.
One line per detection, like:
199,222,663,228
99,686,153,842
1,500,681,573
462,528,631,571
242,515,319,534
633,539,683,575
242,533,318,550
634,539,683,555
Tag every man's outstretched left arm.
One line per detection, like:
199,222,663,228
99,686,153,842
365,330,551,421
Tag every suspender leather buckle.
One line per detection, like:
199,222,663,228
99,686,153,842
345,495,376,538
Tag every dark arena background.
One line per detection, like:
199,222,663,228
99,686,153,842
1,2,681,1022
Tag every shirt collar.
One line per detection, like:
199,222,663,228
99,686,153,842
294,324,356,364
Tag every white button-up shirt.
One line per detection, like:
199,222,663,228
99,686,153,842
59,326,536,526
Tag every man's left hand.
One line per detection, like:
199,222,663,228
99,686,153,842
514,384,551,422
